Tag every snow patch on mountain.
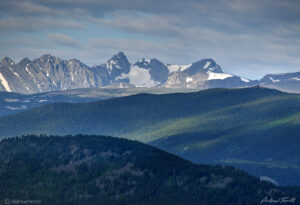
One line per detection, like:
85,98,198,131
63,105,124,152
167,64,192,73
5,105,27,110
260,176,279,186
4,98,19,102
204,61,211,69
270,77,280,83
38,99,48,103
0,73,12,92
241,78,250,83
117,65,159,87
13,72,20,78
186,77,193,83
207,71,233,80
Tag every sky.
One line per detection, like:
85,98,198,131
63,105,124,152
0,0,300,80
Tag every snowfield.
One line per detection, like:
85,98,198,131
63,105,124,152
207,71,233,80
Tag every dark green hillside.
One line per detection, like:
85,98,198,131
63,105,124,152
0,87,300,185
0,87,198,117
0,86,287,138
0,135,299,205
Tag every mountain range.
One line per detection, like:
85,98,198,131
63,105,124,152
1,87,300,186
1,52,299,94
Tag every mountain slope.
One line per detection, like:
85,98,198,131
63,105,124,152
1,135,299,205
0,87,300,185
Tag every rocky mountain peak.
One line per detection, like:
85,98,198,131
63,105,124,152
183,58,222,76
19,58,31,66
104,52,130,82
109,52,128,64
1,57,15,66
38,54,58,64
106,52,129,69
133,58,151,69
68,58,84,67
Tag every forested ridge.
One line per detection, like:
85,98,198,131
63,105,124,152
0,135,299,205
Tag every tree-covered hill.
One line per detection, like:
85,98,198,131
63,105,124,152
0,87,300,185
0,135,299,205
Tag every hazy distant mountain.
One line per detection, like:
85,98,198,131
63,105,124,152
260,72,300,93
0,52,299,93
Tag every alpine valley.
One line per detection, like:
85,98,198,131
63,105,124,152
1,52,300,94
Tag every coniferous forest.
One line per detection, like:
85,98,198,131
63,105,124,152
1,135,300,205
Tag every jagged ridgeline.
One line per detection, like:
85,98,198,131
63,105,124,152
1,52,299,94
0,135,299,205
0,52,253,93
1,87,300,186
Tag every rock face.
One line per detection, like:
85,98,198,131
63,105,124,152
0,55,110,93
93,52,130,85
0,52,299,93
134,58,169,84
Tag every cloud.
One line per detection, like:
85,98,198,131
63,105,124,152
0,17,84,33
48,33,80,47
2,0,300,37
0,0,300,79
2,0,298,24
97,12,186,38
0,1,56,17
